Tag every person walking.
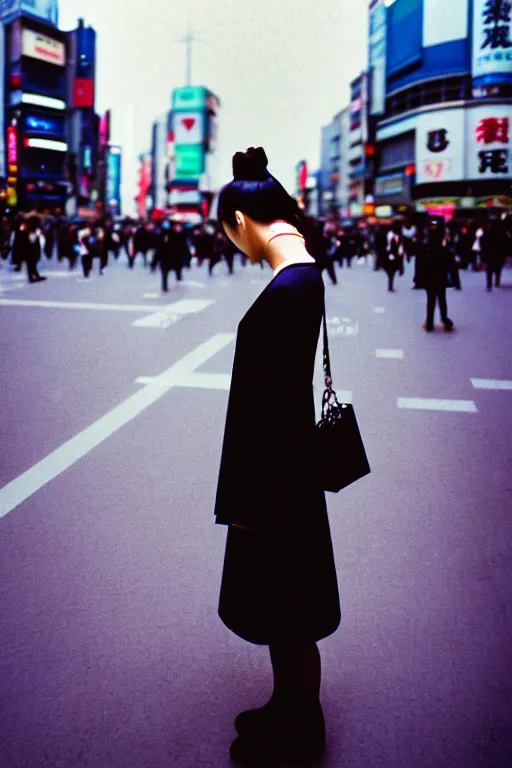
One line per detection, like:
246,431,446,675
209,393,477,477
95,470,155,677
25,216,47,283
481,218,509,292
214,146,340,765
421,221,455,332
384,222,404,292
77,224,94,278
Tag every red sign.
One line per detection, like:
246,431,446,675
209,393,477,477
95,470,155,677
182,117,196,132
299,161,308,192
7,126,17,165
475,117,509,145
74,79,94,108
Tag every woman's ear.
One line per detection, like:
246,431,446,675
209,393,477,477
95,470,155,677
235,210,244,229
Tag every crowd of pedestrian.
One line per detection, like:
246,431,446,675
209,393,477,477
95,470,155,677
1,207,510,332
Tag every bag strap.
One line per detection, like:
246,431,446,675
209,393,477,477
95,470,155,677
322,300,332,388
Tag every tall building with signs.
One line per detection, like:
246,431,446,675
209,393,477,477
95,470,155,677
370,0,512,220
167,85,220,221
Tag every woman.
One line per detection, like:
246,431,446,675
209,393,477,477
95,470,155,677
214,147,341,765
384,222,404,292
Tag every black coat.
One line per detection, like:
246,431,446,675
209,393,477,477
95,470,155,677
214,263,324,531
423,242,455,289
215,263,341,644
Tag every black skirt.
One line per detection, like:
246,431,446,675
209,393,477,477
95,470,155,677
218,493,341,646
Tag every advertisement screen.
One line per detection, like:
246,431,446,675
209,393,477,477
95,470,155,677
472,0,512,83
423,0,468,47
172,86,206,112
22,28,65,66
415,109,465,184
173,111,205,145
25,113,64,136
467,105,511,180
106,148,122,209
174,145,205,181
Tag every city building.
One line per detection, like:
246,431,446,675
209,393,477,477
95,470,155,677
1,11,69,210
167,85,220,221
370,0,512,220
318,112,342,216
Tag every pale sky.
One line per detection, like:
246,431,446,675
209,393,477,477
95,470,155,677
59,0,369,203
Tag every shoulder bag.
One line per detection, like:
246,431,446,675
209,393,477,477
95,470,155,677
313,302,371,492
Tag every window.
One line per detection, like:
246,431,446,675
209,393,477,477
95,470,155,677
385,76,470,118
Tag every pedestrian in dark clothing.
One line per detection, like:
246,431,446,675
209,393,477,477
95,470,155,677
155,222,185,290
422,225,455,332
481,220,509,291
374,226,387,272
214,146,340,766
209,231,227,276
310,221,337,284
130,224,149,268
26,217,47,283
11,220,27,271
384,223,404,292
77,225,95,278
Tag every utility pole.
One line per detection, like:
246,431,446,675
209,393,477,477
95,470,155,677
175,27,199,86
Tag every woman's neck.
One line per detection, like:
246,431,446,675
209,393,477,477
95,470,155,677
262,221,314,273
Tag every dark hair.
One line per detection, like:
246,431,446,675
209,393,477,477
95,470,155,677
217,146,318,256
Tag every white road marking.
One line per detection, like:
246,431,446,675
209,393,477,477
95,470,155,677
181,280,206,288
136,372,232,390
471,378,512,390
327,317,359,337
143,292,160,298
376,349,404,359
0,333,236,520
373,307,385,314
131,298,214,328
397,398,477,413
0,298,170,312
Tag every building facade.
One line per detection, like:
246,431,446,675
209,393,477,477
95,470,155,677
371,0,512,220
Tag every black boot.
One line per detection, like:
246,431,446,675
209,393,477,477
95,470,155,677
231,702,325,764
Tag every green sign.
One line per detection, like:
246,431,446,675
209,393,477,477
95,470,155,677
174,144,205,180
172,86,207,112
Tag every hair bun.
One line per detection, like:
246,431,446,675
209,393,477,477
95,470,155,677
232,146,270,182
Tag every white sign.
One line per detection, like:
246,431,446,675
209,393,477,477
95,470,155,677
415,109,465,184
169,189,201,206
472,0,512,82
369,0,387,116
466,104,511,180
423,0,468,47
22,28,65,66
173,111,204,145
0,0,58,24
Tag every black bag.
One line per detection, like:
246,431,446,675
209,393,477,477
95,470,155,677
313,302,371,493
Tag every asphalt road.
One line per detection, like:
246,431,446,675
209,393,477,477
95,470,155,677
0,251,511,768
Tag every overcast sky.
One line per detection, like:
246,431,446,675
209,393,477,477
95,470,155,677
59,0,369,200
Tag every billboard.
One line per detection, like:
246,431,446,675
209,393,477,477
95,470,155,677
467,104,511,180
22,28,65,66
174,145,204,181
415,109,465,184
173,111,205,145
369,0,387,115
172,86,207,112
106,147,122,211
73,79,94,108
0,0,58,25
472,0,512,84
423,0,468,47
25,113,64,135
